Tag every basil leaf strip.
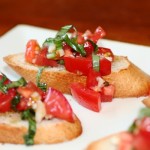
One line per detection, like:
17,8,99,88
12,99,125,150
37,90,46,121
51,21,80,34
36,67,47,92
0,74,8,93
64,34,86,56
11,94,21,111
56,25,73,38
0,77,26,93
92,53,100,72
22,109,36,145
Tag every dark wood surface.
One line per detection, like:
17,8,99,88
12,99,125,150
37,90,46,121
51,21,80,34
0,0,150,46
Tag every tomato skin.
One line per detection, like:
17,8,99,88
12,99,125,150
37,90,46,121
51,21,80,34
84,41,94,56
97,47,114,61
100,58,111,76
86,69,101,91
70,83,101,112
64,56,92,75
25,39,41,64
0,88,16,112
101,85,115,102
91,26,106,43
44,87,74,122
25,40,58,67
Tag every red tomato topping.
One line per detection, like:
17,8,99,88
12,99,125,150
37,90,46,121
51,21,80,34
44,87,74,122
86,69,102,91
64,56,92,75
97,47,114,61
101,85,115,102
0,88,16,112
84,41,94,56
25,40,58,67
100,58,111,76
70,83,101,112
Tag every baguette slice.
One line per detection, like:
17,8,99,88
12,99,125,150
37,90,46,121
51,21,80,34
86,132,133,150
3,53,150,98
0,112,82,144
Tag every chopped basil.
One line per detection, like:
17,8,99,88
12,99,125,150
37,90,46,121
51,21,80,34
128,121,136,133
36,67,47,92
22,109,36,145
42,25,86,57
92,53,100,72
11,94,21,111
56,25,73,38
0,77,26,93
64,34,86,56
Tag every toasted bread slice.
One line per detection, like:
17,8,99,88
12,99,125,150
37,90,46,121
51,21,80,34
86,132,133,150
0,112,82,144
3,53,150,98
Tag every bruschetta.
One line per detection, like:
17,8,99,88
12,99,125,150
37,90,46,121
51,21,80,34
3,25,150,97
3,25,150,112
0,74,82,145
86,107,150,150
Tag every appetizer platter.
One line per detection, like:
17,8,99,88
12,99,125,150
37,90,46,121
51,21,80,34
0,24,150,150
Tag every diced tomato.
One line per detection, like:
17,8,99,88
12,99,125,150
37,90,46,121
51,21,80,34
101,85,115,102
63,42,74,57
100,58,111,76
70,83,101,112
25,40,58,67
0,88,16,112
25,39,41,64
17,81,45,111
44,87,74,122
91,26,106,43
64,56,92,75
84,41,94,56
16,97,29,111
97,47,114,61
86,69,102,91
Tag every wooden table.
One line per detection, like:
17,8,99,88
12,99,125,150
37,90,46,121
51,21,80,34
0,0,150,46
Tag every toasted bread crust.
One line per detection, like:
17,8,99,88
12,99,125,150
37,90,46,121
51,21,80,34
3,53,150,98
0,113,82,144
86,132,133,150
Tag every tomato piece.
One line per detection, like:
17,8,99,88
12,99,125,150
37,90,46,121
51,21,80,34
86,69,102,91
100,58,111,76
91,26,106,43
101,85,115,102
84,41,94,56
97,47,114,61
0,88,16,112
16,97,29,111
44,87,74,122
34,48,58,67
64,56,92,75
25,39,41,64
70,83,101,112
17,81,45,111
25,40,58,67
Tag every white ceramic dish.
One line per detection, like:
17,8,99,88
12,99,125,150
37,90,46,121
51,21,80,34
0,24,150,150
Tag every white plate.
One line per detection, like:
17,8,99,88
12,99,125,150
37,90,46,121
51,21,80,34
0,24,150,150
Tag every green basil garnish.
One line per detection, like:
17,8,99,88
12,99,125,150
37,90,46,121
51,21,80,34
92,53,100,72
0,77,26,93
36,67,47,92
11,94,21,111
22,109,36,145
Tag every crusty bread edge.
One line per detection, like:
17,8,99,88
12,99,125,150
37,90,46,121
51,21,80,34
0,113,82,144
